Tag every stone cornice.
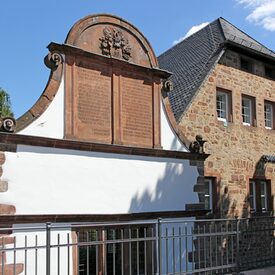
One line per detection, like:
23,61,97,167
0,133,209,161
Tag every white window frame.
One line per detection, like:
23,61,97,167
216,91,229,122
264,102,273,130
260,181,267,212
249,180,256,212
242,96,253,126
204,178,213,211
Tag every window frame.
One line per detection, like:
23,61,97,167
242,95,256,126
204,177,215,212
249,180,256,212
265,65,275,80
249,179,271,213
240,57,253,73
216,89,232,122
264,101,274,130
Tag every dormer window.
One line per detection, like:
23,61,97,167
240,57,253,73
265,66,275,80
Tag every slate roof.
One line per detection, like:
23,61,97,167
158,17,275,122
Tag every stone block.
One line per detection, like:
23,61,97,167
0,181,8,192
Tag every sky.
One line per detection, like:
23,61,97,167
0,0,275,118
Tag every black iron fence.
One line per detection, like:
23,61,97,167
0,216,275,274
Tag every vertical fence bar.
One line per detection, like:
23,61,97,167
185,224,188,274
235,219,240,274
129,228,132,275
203,224,206,270
35,235,38,275
2,237,5,275
172,227,175,274
121,228,124,275
13,236,16,275
46,222,51,275
57,234,60,275
113,229,116,275
86,231,89,275
96,230,99,275
157,218,162,275
24,235,28,275
179,227,182,274
144,227,147,275
209,223,213,268
165,227,168,275
136,228,139,275
77,232,80,275
67,233,70,275
152,226,154,275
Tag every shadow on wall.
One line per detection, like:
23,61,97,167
128,138,200,213
218,156,273,218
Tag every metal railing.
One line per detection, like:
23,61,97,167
0,217,275,274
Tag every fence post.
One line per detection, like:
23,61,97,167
46,222,51,275
156,218,162,275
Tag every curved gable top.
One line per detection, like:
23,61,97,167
65,14,158,68
16,14,181,151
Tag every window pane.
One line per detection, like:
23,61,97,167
204,179,212,210
260,182,267,211
264,103,273,129
249,181,256,211
242,97,252,124
216,92,227,120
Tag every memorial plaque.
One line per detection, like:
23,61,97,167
121,73,153,147
63,14,166,147
74,60,112,142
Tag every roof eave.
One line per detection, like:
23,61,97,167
225,40,275,63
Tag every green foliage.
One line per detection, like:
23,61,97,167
0,88,13,118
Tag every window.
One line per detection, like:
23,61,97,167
216,89,232,122
240,57,253,73
204,178,214,211
249,180,271,213
265,66,275,80
242,95,256,126
249,181,256,212
78,225,154,275
264,101,274,129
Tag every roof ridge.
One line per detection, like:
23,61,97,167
219,17,275,55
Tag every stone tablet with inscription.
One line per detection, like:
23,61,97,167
63,14,169,147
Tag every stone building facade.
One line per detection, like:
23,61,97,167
180,51,275,217
159,17,275,218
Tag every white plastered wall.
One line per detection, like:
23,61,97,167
2,145,198,215
18,76,65,139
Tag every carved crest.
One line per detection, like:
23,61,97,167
99,27,132,61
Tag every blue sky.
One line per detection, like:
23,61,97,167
1,0,275,118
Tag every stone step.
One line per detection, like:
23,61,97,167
0,204,16,215
0,263,24,275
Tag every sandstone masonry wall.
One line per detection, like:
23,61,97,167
178,50,275,217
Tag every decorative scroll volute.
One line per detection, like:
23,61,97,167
0,117,16,133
